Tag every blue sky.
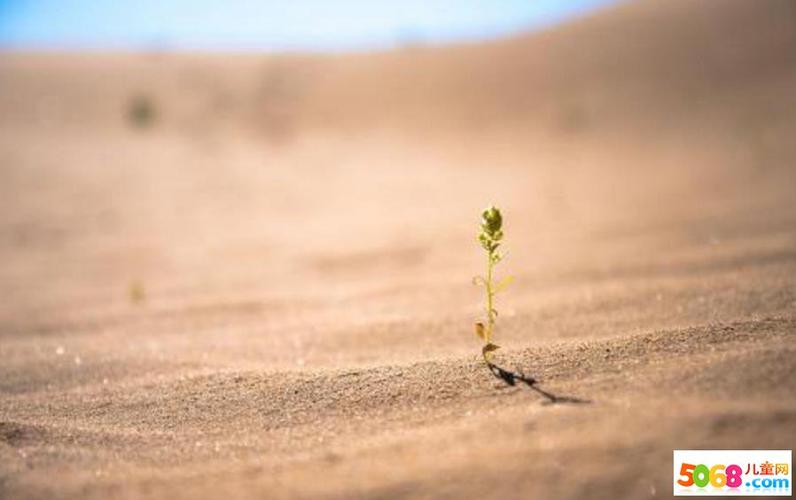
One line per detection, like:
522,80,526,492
0,0,616,51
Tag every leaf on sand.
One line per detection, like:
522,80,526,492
482,343,500,355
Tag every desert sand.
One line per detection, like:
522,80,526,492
1,0,795,498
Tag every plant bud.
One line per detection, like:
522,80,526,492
481,206,502,235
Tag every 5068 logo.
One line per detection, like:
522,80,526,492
674,450,791,496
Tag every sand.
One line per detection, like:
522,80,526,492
1,0,795,498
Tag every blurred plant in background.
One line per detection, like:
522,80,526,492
127,94,156,129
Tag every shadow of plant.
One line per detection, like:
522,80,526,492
486,361,591,405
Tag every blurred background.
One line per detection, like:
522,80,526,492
1,1,796,499
0,0,795,366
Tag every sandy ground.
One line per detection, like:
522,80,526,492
1,0,795,498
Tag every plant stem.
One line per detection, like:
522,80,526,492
486,248,494,343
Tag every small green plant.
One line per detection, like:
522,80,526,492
473,206,513,362
470,214,586,402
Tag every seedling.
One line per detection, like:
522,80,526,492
473,207,537,388
471,208,588,403
472,206,513,362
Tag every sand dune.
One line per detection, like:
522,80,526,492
3,318,794,498
1,0,795,498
